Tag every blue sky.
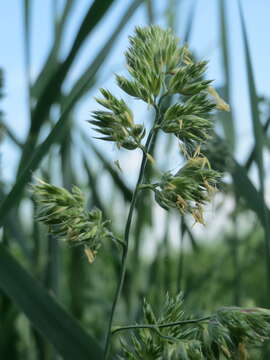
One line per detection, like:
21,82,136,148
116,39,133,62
1,0,270,184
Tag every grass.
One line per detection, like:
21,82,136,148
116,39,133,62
0,1,270,359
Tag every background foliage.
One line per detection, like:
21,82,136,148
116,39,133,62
1,0,270,358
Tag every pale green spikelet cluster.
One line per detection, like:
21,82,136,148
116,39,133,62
117,26,181,103
160,94,216,148
117,26,213,105
119,293,193,360
119,293,270,360
33,179,112,263
90,26,228,152
89,26,229,223
152,157,220,224
168,61,211,95
89,88,145,150
216,307,270,346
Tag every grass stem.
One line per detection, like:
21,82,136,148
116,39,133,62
103,103,162,359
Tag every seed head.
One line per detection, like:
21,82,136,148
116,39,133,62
33,179,112,263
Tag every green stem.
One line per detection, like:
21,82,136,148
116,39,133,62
103,106,161,360
111,316,211,335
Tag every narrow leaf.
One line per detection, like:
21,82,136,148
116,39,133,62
32,0,78,98
219,0,235,149
231,160,270,228
183,0,197,43
238,0,264,175
238,0,270,294
64,0,143,110
0,245,103,360
18,0,116,175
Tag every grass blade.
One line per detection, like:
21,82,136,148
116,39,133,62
176,219,185,293
238,0,264,174
0,0,143,220
0,245,103,360
23,0,31,89
0,102,76,226
146,0,154,24
245,115,270,170
1,121,23,148
231,160,270,228
219,0,235,149
0,190,32,260
162,213,172,293
18,0,116,175
60,122,76,189
32,0,78,98
183,0,197,43
238,0,270,299
64,0,144,110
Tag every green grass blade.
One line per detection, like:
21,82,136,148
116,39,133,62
18,0,116,175
183,0,196,43
1,121,23,148
69,247,87,320
0,190,32,261
23,0,31,80
238,0,270,298
0,107,130,227
32,0,78,98
238,0,264,175
146,0,154,24
176,219,185,293
162,213,172,293
0,245,103,360
231,160,270,228
60,122,76,189
67,0,115,60
65,0,143,109
0,292,19,358
3,216,32,261
0,103,75,226
219,0,235,149
13,0,143,204
245,115,270,170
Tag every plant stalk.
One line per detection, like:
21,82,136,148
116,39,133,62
103,105,161,359
111,316,211,335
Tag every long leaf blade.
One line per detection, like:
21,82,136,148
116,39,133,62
65,0,143,109
32,0,78,98
219,0,235,149
238,0,270,296
18,0,116,175
238,0,264,174
0,245,102,360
